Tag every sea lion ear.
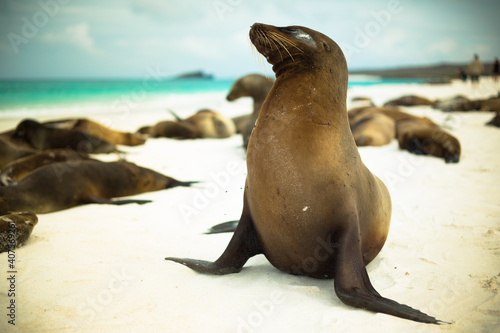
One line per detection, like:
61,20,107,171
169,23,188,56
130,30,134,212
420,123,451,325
323,43,330,51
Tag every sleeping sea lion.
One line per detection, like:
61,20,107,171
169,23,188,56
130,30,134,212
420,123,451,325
43,118,147,146
12,119,118,154
0,160,194,214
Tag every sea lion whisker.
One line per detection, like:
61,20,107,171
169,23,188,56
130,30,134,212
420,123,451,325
271,35,295,62
270,39,284,62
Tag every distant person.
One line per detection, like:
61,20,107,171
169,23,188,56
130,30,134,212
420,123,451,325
458,68,467,82
492,57,499,82
467,54,484,87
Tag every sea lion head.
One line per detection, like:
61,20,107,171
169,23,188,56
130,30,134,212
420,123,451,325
226,74,274,101
12,119,47,150
249,23,347,83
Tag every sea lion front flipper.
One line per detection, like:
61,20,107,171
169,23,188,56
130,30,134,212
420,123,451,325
332,223,448,325
166,194,262,275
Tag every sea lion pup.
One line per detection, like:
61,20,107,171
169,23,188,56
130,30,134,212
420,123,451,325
396,118,461,163
43,118,147,146
350,112,395,146
227,74,274,148
384,95,434,107
0,212,38,253
0,136,35,169
0,160,194,214
12,119,118,154
0,149,90,186
166,23,446,324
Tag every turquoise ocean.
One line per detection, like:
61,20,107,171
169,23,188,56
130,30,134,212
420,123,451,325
0,77,426,112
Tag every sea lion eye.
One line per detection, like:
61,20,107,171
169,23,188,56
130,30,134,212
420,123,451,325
323,43,330,51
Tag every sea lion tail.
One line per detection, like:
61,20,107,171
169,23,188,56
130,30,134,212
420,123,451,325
167,109,184,122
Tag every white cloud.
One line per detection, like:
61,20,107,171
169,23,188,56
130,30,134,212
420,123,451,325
42,22,97,54
426,38,458,56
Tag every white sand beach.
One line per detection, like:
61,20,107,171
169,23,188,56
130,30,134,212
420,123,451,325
0,78,499,333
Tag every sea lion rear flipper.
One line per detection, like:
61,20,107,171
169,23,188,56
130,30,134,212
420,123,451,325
204,220,239,234
83,195,152,206
332,223,448,325
166,194,262,274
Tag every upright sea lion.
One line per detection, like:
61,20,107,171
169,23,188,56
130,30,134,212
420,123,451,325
396,118,461,163
43,118,147,146
166,23,446,324
0,212,38,253
12,119,118,154
0,149,90,186
0,136,35,169
0,160,194,214
227,74,274,148
384,95,434,107
350,112,395,146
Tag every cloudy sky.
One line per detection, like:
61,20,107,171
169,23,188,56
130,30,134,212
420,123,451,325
0,0,499,79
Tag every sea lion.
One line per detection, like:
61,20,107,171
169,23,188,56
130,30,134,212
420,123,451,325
43,118,147,146
348,106,421,123
478,97,500,112
0,149,90,186
396,118,461,163
184,109,236,138
12,119,118,154
432,95,479,111
486,111,500,127
0,136,35,169
166,23,445,324
0,212,38,253
350,112,395,146
384,95,434,107
227,74,274,148
139,109,235,139
138,120,197,138
0,160,194,214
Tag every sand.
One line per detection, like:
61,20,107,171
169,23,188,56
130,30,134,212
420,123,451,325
0,78,499,333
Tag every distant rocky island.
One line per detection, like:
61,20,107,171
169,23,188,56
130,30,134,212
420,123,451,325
350,62,494,81
174,71,214,80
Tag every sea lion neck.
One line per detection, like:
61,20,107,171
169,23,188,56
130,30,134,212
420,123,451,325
270,66,348,123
